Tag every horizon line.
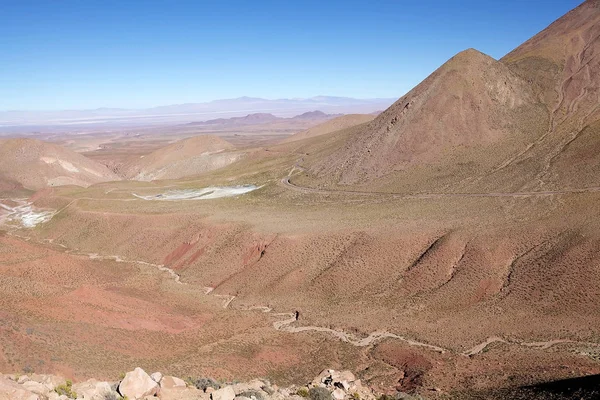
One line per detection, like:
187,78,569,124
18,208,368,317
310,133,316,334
0,95,399,114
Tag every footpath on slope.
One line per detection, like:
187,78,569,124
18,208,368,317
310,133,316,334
279,176,600,199
6,221,599,361
2,183,600,363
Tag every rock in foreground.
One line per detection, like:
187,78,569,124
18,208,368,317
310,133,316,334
0,367,401,400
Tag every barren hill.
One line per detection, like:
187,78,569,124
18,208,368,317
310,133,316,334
310,49,547,185
283,114,375,143
124,135,242,181
0,138,120,190
497,0,600,190
301,0,600,194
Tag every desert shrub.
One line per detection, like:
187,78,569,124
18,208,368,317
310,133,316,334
379,394,423,400
309,386,332,400
187,377,220,391
239,389,265,400
297,387,310,397
55,379,77,399
351,393,361,400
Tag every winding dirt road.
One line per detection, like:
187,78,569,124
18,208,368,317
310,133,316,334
271,312,447,352
7,228,600,359
4,187,600,362
280,176,600,199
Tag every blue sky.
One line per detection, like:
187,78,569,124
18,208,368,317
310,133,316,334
0,0,581,110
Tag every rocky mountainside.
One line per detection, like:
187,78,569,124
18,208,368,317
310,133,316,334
0,368,390,400
497,0,600,190
283,114,375,143
305,0,600,192
310,49,547,185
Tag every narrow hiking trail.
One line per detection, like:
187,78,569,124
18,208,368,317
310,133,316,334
271,312,447,352
5,227,600,360
2,194,599,361
280,176,600,199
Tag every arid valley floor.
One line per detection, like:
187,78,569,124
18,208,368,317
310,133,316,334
2,1,600,399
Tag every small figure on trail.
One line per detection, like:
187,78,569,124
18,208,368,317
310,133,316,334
295,310,300,321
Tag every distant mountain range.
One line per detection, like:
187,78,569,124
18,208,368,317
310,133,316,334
187,110,341,126
0,96,395,130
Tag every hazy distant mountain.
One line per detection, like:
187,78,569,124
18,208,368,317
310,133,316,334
187,110,341,127
0,96,395,130
291,110,336,120
189,113,281,126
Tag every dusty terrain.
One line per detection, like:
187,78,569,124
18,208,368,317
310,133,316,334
121,135,241,181
1,2,600,399
0,138,120,190
54,110,345,176
282,114,375,143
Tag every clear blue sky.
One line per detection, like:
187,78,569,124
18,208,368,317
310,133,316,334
0,0,582,111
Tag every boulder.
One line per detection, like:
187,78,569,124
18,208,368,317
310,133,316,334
118,368,159,399
332,371,355,384
268,391,288,400
160,386,209,400
160,376,186,389
72,379,114,400
236,389,268,400
315,370,333,386
232,380,264,394
150,372,163,383
0,376,39,400
47,393,69,400
332,388,345,400
29,375,65,392
211,385,236,400
21,381,50,397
